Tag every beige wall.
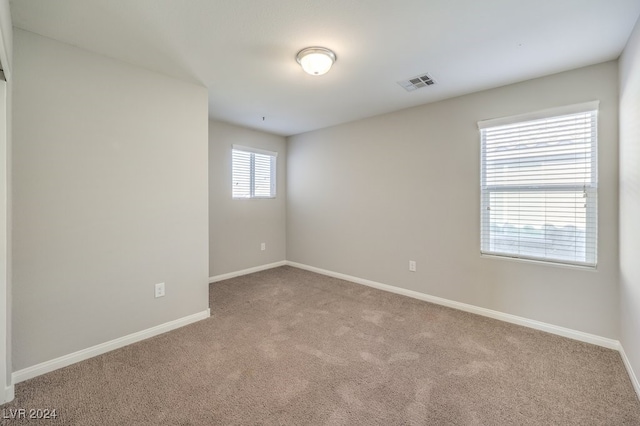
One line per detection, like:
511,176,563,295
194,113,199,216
619,16,640,388
12,29,209,370
287,61,619,339
0,0,10,398
209,120,286,277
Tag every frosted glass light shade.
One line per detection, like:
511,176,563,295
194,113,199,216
296,47,336,76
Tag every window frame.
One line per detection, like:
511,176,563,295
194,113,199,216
232,144,277,199
478,101,599,268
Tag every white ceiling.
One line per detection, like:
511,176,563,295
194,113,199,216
10,0,640,136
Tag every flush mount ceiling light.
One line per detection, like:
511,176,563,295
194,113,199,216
296,47,336,76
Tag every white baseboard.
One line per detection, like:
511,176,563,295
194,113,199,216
286,261,620,350
209,260,287,283
12,308,210,384
620,344,640,400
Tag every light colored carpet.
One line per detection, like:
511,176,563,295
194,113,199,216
2,266,639,425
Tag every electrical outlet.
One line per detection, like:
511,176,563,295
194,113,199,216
155,282,165,298
261,242,266,251
409,260,416,272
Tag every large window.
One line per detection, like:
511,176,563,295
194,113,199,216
479,102,598,267
232,145,277,199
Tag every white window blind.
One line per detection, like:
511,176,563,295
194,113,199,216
232,145,277,199
479,102,598,267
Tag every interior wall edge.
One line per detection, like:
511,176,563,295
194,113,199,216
4,384,12,402
620,343,640,401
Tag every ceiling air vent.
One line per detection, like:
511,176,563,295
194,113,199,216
397,73,436,92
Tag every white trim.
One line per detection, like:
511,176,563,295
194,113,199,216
12,309,210,384
286,261,619,350
477,100,600,129
232,144,278,157
620,344,640,401
0,74,8,404
0,4,11,402
209,261,287,283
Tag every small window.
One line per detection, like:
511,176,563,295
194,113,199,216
232,145,277,199
478,101,598,267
